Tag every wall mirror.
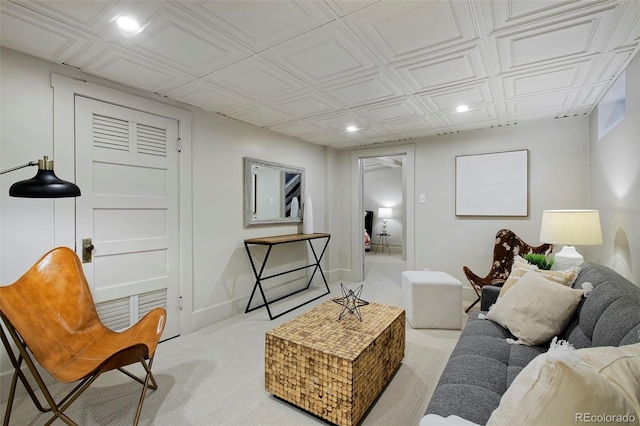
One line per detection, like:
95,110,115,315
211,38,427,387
244,157,305,226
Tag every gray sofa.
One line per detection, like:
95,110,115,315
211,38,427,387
425,262,640,425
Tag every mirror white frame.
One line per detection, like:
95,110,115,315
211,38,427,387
244,157,305,226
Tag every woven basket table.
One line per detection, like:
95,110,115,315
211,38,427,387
265,300,405,426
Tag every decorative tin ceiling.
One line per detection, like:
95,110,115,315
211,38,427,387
1,0,639,148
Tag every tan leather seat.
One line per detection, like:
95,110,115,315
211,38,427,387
0,247,166,425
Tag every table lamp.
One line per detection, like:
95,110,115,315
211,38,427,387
539,209,602,270
378,207,392,234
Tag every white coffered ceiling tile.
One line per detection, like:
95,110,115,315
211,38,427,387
268,89,346,118
494,4,621,73
483,0,607,31
230,105,293,127
330,140,362,149
269,121,324,138
320,71,407,107
202,56,307,102
262,22,378,86
162,80,253,113
417,80,494,112
323,0,380,18
345,0,478,64
624,12,640,45
501,59,592,98
576,82,609,107
76,46,192,94
302,132,351,145
437,105,500,126
115,5,251,77
381,117,442,135
0,2,96,63
355,97,426,123
450,119,504,133
394,45,488,93
6,0,131,36
505,91,578,118
588,48,637,83
343,125,390,141
302,110,370,133
170,0,334,53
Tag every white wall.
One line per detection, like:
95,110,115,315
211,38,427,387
0,48,331,389
364,166,403,252
333,117,591,291
589,52,640,285
189,108,328,328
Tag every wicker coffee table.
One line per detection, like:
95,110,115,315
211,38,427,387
265,300,405,426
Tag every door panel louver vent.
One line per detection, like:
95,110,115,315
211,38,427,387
96,297,130,331
93,114,130,152
138,288,167,320
137,124,167,157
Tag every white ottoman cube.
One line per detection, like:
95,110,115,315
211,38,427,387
402,271,462,329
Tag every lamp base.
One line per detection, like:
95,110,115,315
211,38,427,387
552,246,583,271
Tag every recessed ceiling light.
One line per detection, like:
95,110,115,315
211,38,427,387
347,126,358,132
456,105,469,112
116,16,141,33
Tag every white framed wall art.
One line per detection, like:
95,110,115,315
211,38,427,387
455,149,529,217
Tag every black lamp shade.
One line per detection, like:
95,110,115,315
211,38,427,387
9,169,81,198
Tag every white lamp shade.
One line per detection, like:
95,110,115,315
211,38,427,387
378,207,392,219
539,210,603,245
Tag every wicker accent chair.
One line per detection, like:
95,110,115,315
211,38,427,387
463,229,553,313
0,247,166,425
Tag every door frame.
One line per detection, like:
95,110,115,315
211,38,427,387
350,144,415,282
51,73,195,334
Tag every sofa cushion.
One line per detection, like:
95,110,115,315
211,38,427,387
425,313,545,425
487,342,640,426
486,270,584,345
562,262,640,348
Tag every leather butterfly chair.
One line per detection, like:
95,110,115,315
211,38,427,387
0,247,166,425
463,229,553,313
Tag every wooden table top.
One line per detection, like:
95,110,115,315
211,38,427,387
244,232,330,245
266,300,404,361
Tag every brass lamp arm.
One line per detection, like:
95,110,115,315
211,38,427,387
1,161,38,175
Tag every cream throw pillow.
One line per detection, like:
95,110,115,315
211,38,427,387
487,343,640,426
486,270,584,345
499,256,578,297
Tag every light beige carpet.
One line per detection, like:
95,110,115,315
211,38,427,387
1,254,466,425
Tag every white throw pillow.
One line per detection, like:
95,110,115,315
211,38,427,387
498,256,577,297
486,270,583,346
487,342,640,426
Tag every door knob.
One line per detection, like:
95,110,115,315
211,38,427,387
82,238,94,263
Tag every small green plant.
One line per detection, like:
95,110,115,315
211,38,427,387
523,253,554,270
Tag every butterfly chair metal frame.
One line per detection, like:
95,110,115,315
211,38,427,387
463,229,552,313
0,247,166,426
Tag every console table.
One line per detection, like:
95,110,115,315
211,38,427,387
244,233,331,320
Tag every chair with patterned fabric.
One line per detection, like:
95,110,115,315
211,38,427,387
463,229,552,313
0,247,166,425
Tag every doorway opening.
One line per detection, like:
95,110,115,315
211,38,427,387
363,156,406,282
350,144,415,283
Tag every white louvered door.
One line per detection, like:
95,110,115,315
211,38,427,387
75,96,180,340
